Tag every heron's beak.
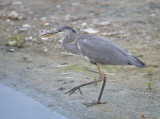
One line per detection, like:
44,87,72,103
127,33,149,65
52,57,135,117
41,30,59,37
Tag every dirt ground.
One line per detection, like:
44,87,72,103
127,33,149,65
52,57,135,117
0,0,160,119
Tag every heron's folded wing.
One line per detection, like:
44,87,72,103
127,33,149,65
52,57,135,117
77,36,130,65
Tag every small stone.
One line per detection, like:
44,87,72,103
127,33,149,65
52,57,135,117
43,46,48,52
18,15,24,20
6,19,10,22
58,87,65,90
71,2,80,6
150,13,155,17
8,11,18,20
102,32,119,36
18,27,28,32
14,30,18,33
100,21,111,26
83,28,99,34
146,36,152,40
40,17,47,21
10,21,15,26
25,36,33,41
81,22,87,26
41,37,48,41
22,24,31,28
65,14,71,21
7,40,17,46
157,40,160,44
56,5,61,8
44,22,50,26
28,11,34,15
9,49,15,52
142,114,145,118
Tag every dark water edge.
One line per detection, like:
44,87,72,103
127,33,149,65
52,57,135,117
0,83,68,119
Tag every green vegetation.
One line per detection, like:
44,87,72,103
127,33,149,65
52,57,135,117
146,69,153,76
94,76,98,85
7,35,24,48
94,76,97,81
148,81,152,89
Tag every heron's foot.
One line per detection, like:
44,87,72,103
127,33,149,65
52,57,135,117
65,86,83,96
83,101,107,107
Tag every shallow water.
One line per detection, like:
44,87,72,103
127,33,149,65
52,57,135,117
0,83,68,119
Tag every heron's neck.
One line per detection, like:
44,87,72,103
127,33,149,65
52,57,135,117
62,36,81,55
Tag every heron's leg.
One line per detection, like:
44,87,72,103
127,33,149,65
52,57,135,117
65,63,103,96
97,69,106,102
83,73,107,107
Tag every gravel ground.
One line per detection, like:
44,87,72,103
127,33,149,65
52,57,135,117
0,0,160,119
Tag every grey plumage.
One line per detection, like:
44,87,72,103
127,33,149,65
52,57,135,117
42,25,146,106
55,26,145,68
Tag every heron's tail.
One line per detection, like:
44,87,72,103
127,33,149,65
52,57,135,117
128,55,146,68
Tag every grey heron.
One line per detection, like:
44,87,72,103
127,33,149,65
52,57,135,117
42,25,146,106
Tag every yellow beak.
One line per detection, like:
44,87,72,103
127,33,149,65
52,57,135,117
41,30,59,37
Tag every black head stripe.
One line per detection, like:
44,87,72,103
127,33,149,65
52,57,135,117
60,25,76,33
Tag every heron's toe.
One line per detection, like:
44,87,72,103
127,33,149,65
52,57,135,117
83,101,107,107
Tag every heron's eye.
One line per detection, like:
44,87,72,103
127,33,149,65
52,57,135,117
65,35,69,39
72,29,76,33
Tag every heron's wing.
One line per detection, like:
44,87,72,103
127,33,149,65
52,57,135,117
77,35,130,65
79,34,128,55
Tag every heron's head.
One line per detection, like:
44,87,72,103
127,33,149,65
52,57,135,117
41,25,76,37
